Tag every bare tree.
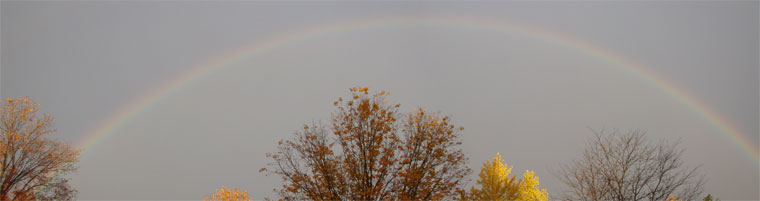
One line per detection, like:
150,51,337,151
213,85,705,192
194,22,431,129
1,97,80,201
261,87,470,201
556,129,705,201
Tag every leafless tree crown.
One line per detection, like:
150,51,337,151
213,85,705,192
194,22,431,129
556,129,705,201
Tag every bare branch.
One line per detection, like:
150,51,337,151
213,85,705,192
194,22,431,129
555,129,704,201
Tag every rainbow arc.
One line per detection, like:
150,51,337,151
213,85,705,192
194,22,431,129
75,15,759,165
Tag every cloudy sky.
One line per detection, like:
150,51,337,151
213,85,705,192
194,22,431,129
1,1,758,200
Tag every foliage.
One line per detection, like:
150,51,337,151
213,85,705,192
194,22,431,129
464,153,548,201
204,186,251,201
466,153,519,200
702,194,720,201
261,87,471,201
0,97,80,201
518,170,549,201
556,129,705,201
667,194,682,201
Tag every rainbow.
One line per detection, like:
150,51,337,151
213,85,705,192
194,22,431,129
75,15,759,164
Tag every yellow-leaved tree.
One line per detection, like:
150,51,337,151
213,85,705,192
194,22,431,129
518,170,548,201
467,153,519,200
1,97,80,201
463,153,548,201
204,186,251,201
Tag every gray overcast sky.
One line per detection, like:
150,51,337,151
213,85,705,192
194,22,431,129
1,1,758,200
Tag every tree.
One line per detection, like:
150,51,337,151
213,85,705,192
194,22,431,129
556,129,705,201
261,87,471,201
702,194,720,201
464,153,548,201
667,194,682,201
518,170,549,201
204,186,251,201
0,97,80,201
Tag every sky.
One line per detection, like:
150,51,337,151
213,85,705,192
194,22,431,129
1,1,758,200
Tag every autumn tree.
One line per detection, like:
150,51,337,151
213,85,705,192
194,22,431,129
463,153,548,201
0,97,80,201
261,87,471,201
518,170,549,201
204,186,251,201
556,129,705,201
666,194,682,201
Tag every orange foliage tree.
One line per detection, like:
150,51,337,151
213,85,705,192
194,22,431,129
204,186,251,201
667,194,683,201
0,97,80,201
261,87,471,200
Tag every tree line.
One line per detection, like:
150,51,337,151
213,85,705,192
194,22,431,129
1,88,712,201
